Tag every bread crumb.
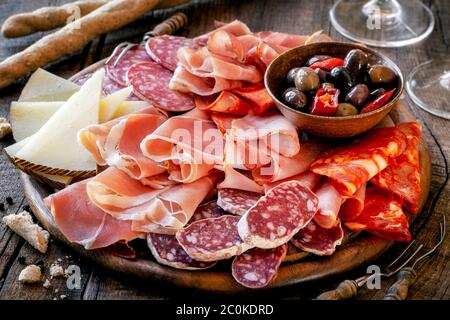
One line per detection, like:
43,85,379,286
2,211,49,253
18,265,41,283
43,279,51,289
0,118,12,140
60,295,67,300
49,263,64,278
54,288,59,293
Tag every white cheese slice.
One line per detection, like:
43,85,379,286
19,69,79,102
10,101,65,141
99,86,133,123
16,69,104,173
113,101,150,119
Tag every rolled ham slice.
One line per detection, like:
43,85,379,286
45,180,142,250
140,109,224,183
78,107,167,181
193,20,252,47
313,180,343,229
263,171,321,193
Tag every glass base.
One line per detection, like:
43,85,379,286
330,0,435,47
407,59,450,120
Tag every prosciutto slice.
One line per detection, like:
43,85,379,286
140,109,224,183
263,171,321,193
344,185,411,242
311,126,407,196
371,122,422,213
45,180,142,250
193,20,252,47
78,107,167,181
313,180,343,229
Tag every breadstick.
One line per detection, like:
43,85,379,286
1,0,189,38
0,0,169,90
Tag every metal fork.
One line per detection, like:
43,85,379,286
316,215,446,300
105,12,188,67
383,215,446,300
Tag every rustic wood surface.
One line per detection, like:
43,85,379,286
0,0,448,300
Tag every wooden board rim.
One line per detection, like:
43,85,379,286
20,63,431,293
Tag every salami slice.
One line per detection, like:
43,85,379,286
190,201,226,223
231,245,287,288
176,215,253,262
126,62,195,112
217,188,261,215
106,45,151,86
238,181,319,249
147,233,216,270
71,72,94,86
291,219,344,256
145,35,196,72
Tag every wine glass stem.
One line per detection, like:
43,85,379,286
362,0,402,25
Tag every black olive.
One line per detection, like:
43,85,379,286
305,55,332,67
315,68,330,83
369,88,387,101
345,84,370,107
283,87,308,110
368,65,396,84
344,49,368,77
328,66,356,91
336,103,359,117
286,67,301,84
294,67,320,91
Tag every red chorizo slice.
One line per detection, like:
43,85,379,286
176,215,253,262
238,181,319,249
231,244,287,288
291,219,344,256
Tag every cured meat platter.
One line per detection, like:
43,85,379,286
6,20,431,293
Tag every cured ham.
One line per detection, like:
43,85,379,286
45,180,142,250
311,126,407,196
263,171,321,193
313,180,343,229
344,185,411,242
193,20,252,46
78,107,167,181
218,165,265,194
371,122,422,213
140,109,224,183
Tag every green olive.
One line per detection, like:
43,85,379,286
294,67,320,92
368,65,396,84
336,103,359,117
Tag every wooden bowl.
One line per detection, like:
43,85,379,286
265,42,404,138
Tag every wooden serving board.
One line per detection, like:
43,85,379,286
20,62,431,292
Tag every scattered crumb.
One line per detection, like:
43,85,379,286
6,197,13,205
49,263,65,278
54,288,59,293
18,256,26,265
60,295,67,300
0,118,12,140
43,279,51,289
0,203,4,211
18,265,41,283
57,258,62,262
2,211,50,253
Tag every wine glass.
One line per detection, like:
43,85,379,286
329,0,434,48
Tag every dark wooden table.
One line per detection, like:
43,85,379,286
0,0,449,300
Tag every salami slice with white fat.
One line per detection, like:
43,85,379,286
291,219,344,256
126,62,195,112
190,201,226,223
145,35,196,71
147,233,216,270
176,215,253,262
106,45,151,86
238,181,319,249
231,245,287,288
217,188,261,216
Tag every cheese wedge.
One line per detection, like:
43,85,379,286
99,86,133,123
15,69,104,174
10,101,65,141
19,69,79,102
113,101,150,119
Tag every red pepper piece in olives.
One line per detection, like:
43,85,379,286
315,68,330,82
368,65,397,84
369,88,387,101
328,66,357,91
295,67,320,92
283,87,308,110
306,55,332,67
286,67,301,84
344,49,368,76
345,84,370,107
